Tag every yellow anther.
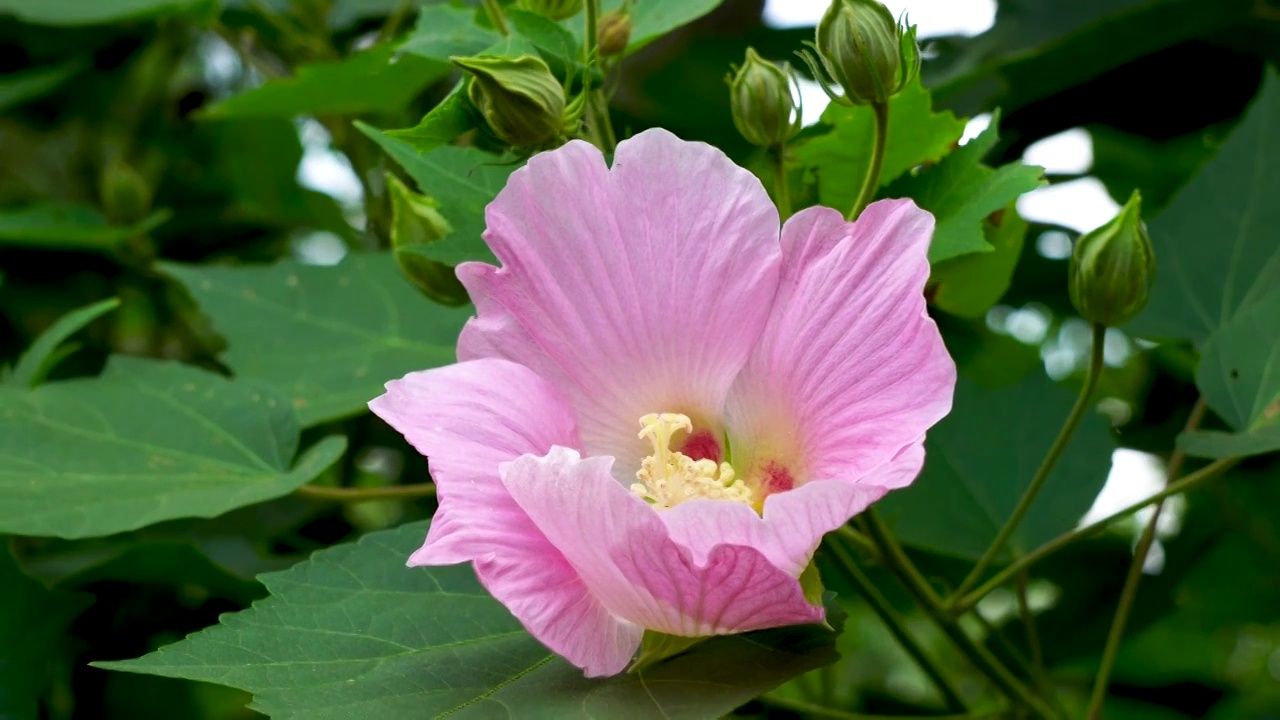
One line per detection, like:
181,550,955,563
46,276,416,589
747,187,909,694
631,413,753,510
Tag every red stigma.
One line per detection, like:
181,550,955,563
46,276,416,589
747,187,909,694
761,461,795,495
679,430,722,463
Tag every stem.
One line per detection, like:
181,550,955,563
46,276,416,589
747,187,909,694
827,535,967,712
851,522,1055,719
848,101,889,220
951,322,1107,605
296,482,437,501
377,0,412,42
481,0,509,36
764,695,1004,720
953,455,1237,613
1016,570,1044,671
773,143,793,219
1085,398,1209,719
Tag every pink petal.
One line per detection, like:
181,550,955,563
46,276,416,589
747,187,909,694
368,359,581,565
457,128,782,473
501,447,825,638
371,362,639,676
661,442,925,577
727,201,955,489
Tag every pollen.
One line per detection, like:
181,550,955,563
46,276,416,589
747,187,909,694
630,413,753,510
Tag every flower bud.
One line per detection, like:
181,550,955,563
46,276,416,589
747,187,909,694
99,157,153,225
452,54,566,148
1069,190,1155,327
387,174,469,305
805,0,920,106
727,48,801,148
597,8,632,57
516,0,583,21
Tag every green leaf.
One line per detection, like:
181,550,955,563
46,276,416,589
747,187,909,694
506,8,583,75
885,112,1046,263
0,544,93,720
202,45,449,119
0,0,214,25
385,87,477,154
397,4,498,62
97,520,842,719
0,204,169,253
1133,69,1280,346
1178,287,1280,458
878,374,1115,561
166,252,471,427
0,60,83,112
8,298,121,387
359,123,518,265
0,356,346,539
794,79,966,216
930,205,1028,319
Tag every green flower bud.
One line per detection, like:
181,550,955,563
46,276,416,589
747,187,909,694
597,8,632,57
99,157,153,225
452,54,566,148
802,0,920,106
516,0,583,21
387,174,469,306
727,48,801,148
1069,190,1156,327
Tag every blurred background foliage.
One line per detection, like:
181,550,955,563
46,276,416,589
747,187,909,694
1,0,1278,718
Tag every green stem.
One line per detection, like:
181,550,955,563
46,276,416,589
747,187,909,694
481,0,509,35
827,535,967,712
296,482,437,501
953,454,1237,614
848,101,889,221
1085,398,1208,719
851,521,1055,718
773,143,792,219
950,322,1107,606
1016,569,1044,671
764,695,1004,720
585,0,599,64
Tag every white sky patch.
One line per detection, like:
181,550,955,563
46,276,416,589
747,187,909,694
1018,178,1122,234
1024,128,1093,175
764,0,997,38
961,113,992,144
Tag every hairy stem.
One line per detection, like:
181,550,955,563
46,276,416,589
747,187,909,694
951,322,1107,605
296,482,437,502
774,143,793,219
848,101,889,220
827,534,967,712
1085,398,1210,718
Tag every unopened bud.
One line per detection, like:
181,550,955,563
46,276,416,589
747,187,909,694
802,0,919,106
727,48,801,148
1069,190,1155,327
452,54,567,148
387,174,469,305
597,9,632,57
516,0,583,21
99,158,153,224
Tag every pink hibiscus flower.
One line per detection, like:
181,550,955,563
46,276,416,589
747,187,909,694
371,128,955,677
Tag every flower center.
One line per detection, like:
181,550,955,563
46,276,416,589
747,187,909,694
630,413,753,510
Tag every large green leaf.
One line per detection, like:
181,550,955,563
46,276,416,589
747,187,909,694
397,4,498,61
97,520,842,719
930,205,1028,319
0,204,169,253
203,45,448,119
598,0,723,52
1179,287,1280,458
878,374,1115,561
167,253,471,427
0,357,346,539
794,79,966,218
1133,70,1280,346
0,0,213,25
0,545,93,720
359,123,518,265
885,113,1046,263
